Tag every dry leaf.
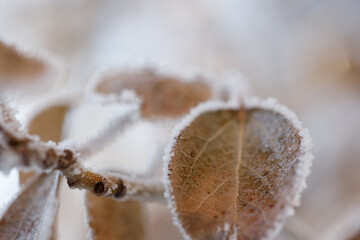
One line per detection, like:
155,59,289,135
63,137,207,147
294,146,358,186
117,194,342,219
0,40,45,82
28,105,69,142
96,69,212,119
19,170,37,186
19,104,68,240
0,173,61,240
0,39,64,95
85,192,145,240
164,100,312,240
348,230,360,240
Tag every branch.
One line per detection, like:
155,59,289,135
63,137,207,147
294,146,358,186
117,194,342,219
0,102,164,202
76,105,140,158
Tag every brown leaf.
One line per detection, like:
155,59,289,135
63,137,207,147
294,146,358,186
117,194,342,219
85,192,146,240
348,230,360,240
165,102,312,240
96,69,212,119
0,40,45,81
28,105,69,142
19,105,68,240
19,170,37,186
0,173,61,240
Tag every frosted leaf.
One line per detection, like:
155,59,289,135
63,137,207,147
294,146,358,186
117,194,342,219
0,38,62,92
95,69,212,119
28,104,69,142
164,100,313,240
19,170,37,186
0,40,45,80
0,173,61,240
85,192,145,240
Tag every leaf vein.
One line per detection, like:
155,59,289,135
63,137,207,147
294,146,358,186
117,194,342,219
179,117,236,199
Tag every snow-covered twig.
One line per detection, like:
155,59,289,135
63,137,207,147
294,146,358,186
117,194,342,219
76,105,140,158
0,101,164,202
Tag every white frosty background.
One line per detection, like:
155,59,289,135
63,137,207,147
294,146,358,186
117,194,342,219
0,0,360,240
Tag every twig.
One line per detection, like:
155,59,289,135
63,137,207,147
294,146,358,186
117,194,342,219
0,102,164,202
76,105,140,158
